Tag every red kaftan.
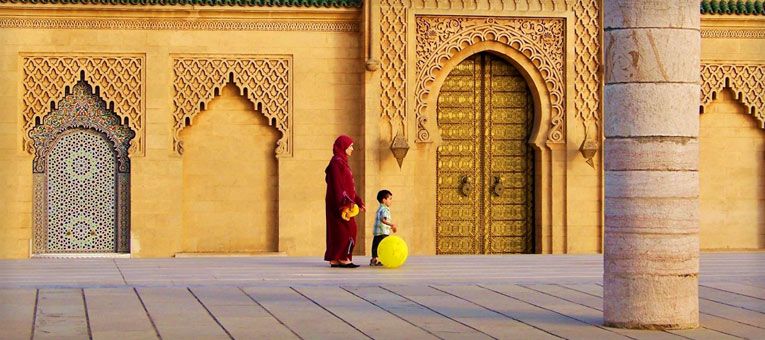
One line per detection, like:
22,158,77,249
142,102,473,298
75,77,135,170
324,135,364,262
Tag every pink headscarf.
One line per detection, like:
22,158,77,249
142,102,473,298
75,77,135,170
332,135,354,162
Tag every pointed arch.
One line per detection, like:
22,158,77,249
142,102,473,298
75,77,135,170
414,16,565,143
30,80,134,254
21,54,144,154
172,56,293,156
700,63,765,128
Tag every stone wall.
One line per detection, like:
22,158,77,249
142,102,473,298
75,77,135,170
699,15,765,250
0,5,362,258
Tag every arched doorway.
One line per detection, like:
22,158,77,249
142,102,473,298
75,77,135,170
180,83,280,253
30,80,134,254
436,52,535,254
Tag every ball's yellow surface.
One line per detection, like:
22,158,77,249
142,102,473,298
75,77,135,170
378,235,408,268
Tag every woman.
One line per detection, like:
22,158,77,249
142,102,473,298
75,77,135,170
324,135,365,268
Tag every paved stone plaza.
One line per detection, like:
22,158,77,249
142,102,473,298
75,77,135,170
0,253,763,339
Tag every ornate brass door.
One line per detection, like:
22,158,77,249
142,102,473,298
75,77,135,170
436,53,534,254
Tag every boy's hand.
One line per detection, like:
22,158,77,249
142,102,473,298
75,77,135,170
392,225,397,233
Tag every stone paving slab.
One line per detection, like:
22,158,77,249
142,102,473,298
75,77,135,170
34,289,89,340
83,288,158,340
0,289,35,340
191,287,298,339
0,253,762,339
242,286,367,340
295,286,437,340
137,287,230,339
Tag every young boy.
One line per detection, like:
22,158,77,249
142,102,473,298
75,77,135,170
371,189,396,266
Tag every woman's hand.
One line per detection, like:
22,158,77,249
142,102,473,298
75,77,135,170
359,204,366,212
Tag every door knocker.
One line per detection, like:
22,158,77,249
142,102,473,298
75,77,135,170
492,176,504,196
459,176,473,197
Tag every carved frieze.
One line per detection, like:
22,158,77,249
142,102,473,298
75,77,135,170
0,17,359,32
172,56,292,156
700,63,765,128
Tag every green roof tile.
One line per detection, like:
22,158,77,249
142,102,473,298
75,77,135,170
0,0,362,7
701,0,765,15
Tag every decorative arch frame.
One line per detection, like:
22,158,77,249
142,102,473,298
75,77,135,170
700,63,765,128
172,56,293,156
426,42,557,254
414,16,568,253
21,54,145,155
29,80,134,254
414,16,566,144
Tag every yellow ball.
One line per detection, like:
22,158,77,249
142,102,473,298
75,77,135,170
378,235,408,268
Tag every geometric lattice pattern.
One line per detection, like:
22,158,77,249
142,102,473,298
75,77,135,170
21,55,144,155
380,0,408,138
28,81,134,174
700,63,765,128
30,81,133,254
573,0,602,141
415,16,566,143
172,56,292,156
47,129,117,252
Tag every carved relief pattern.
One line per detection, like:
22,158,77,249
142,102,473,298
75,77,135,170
32,173,46,253
29,81,135,174
573,0,601,137
173,57,292,156
409,0,571,11
701,28,765,39
22,55,144,155
380,0,409,135
700,63,765,127
117,173,130,253
0,17,359,32
415,16,565,142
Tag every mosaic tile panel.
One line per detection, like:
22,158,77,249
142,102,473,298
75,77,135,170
47,129,117,252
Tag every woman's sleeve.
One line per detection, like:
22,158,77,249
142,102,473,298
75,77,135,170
327,161,350,208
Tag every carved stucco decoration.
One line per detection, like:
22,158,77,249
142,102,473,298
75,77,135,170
700,63,765,127
380,0,409,138
573,0,601,163
409,0,571,11
22,55,144,155
701,28,765,39
0,17,359,32
380,1,576,143
172,56,292,156
29,81,135,174
415,16,566,143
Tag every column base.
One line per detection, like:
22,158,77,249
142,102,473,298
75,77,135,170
604,321,699,330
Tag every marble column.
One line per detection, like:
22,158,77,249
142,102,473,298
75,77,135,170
603,0,700,329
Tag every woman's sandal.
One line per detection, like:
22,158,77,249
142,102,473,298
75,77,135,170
339,262,359,268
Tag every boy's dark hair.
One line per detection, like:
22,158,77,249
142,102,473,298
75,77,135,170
377,189,392,203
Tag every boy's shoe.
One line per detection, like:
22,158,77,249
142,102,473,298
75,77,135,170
370,259,383,266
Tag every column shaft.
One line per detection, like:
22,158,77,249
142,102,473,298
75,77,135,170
603,0,701,330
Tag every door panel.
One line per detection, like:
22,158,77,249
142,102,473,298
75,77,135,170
437,53,535,254
47,129,117,252
485,56,535,254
